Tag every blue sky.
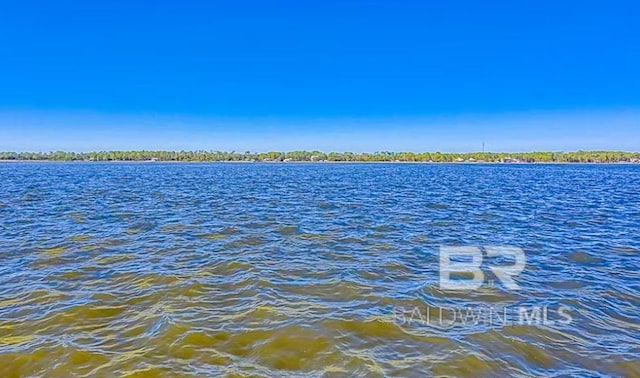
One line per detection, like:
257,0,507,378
0,1,638,152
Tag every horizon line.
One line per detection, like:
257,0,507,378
2,149,640,153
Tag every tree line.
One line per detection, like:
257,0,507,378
0,150,639,163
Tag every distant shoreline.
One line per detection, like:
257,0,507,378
1,160,639,165
1,150,639,164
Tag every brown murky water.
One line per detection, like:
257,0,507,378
1,163,639,376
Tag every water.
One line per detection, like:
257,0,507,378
1,162,639,377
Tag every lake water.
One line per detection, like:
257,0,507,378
1,162,639,377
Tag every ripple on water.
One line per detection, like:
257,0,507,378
41,245,66,257
566,251,602,264
276,225,300,236
431,353,498,376
69,234,91,242
0,163,639,376
125,222,156,234
195,232,226,240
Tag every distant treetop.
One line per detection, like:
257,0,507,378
1,150,639,163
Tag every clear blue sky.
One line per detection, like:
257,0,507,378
0,1,638,152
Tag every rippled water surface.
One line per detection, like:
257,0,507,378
1,162,639,377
